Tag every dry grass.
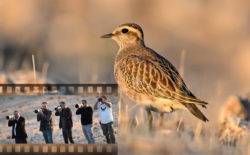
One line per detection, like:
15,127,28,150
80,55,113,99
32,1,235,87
118,94,250,155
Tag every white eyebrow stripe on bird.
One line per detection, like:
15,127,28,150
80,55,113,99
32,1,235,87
116,26,143,40
119,55,208,106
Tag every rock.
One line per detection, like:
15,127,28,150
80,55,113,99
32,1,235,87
219,95,250,124
19,104,25,108
218,95,250,146
2,109,8,113
7,134,12,139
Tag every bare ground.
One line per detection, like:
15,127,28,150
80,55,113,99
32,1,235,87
0,95,118,144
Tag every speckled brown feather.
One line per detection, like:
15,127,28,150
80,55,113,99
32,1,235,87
116,52,208,107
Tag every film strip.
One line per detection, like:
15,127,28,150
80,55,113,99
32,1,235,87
0,83,119,155
0,84,118,95
0,144,117,155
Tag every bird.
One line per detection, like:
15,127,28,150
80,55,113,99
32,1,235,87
101,23,209,130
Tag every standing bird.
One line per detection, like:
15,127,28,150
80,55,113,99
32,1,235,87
101,23,209,130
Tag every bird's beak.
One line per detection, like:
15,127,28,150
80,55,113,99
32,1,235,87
101,33,114,38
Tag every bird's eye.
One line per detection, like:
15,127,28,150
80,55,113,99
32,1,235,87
122,28,128,33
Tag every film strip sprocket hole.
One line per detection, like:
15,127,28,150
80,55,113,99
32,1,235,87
0,84,118,95
0,144,117,155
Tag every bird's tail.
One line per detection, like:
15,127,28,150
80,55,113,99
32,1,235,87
182,103,209,122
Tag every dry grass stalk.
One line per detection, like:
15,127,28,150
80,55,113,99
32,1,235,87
128,104,139,112
179,50,186,78
140,108,144,123
125,104,128,115
232,117,240,143
32,54,36,84
177,110,185,132
118,88,122,124
194,121,202,140
176,50,186,131
135,115,139,126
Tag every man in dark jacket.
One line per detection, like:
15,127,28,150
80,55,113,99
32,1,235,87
76,100,95,143
8,110,28,143
37,102,53,143
55,101,75,144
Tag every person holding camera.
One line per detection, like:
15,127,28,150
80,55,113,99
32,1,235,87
8,110,28,143
55,101,75,144
37,102,54,144
76,100,95,144
94,95,116,144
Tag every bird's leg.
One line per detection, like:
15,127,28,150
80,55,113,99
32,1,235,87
146,110,153,131
159,112,164,129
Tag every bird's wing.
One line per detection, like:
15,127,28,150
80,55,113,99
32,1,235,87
118,55,208,106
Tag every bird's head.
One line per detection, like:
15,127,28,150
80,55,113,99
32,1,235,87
101,23,145,48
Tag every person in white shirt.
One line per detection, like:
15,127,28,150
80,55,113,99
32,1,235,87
94,95,116,143
8,110,28,143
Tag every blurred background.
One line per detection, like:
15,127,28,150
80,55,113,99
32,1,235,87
0,0,250,94
1,0,250,153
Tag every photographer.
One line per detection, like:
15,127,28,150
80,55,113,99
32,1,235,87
7,110,28,143
76,100,95,144
94,95,116,144
37,102,53,144
55,101,75,144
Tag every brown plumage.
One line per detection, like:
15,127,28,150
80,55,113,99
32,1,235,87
101,23,209,130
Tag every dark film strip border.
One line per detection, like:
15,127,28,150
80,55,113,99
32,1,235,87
0,84,118,95
0,144,117,155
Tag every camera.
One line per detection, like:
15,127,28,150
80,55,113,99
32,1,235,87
75,103,84,108
6,115,15,120
98,98,102,102
55,106,62,111
34,108,42,113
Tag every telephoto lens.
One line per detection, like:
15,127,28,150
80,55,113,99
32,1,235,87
75,104,83,108
6,115,14,120
55,106,62,110
98,98,102,102
34,109,42,113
